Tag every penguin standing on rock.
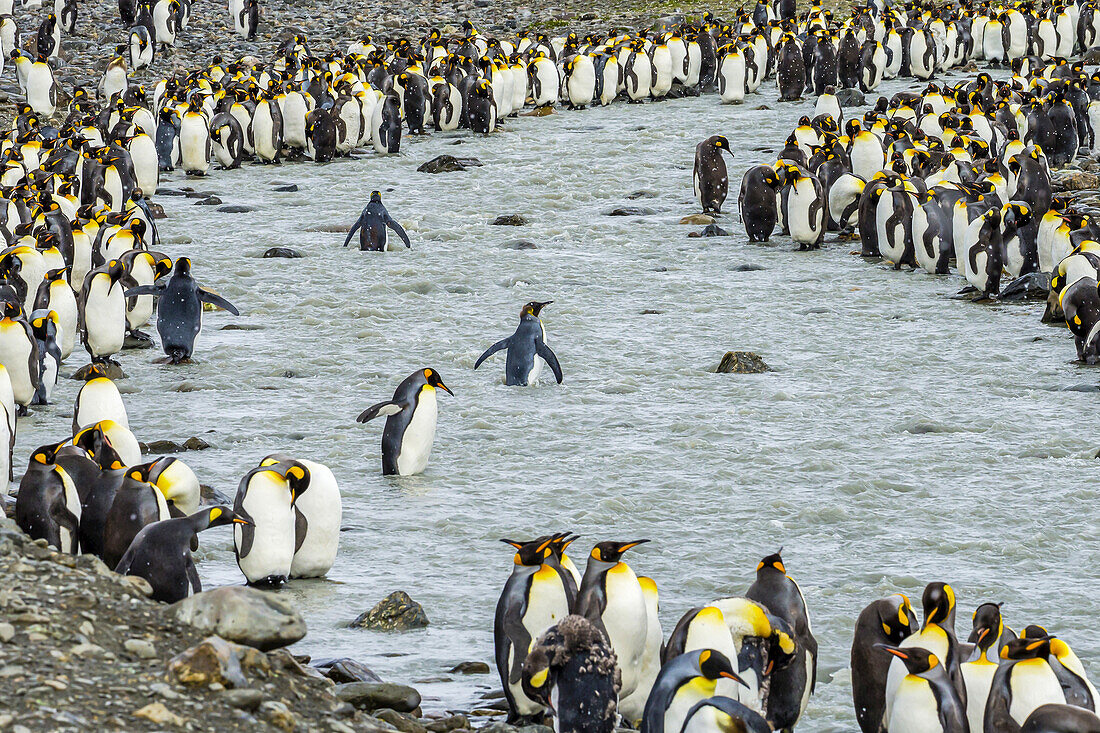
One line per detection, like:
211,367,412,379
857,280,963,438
356,368,453,476
342,191,410,251
694,135,733,214
474,301,562,386
852,594,918,733
116,506,248,603
521,615,621,733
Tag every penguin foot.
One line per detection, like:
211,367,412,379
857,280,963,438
16,406,29,417
247,575,287,588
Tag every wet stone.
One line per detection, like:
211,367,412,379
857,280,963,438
606,207,656,216
217,205,257,213
449,661,491,674
351,591,429,631
716,351,771,374
417,155,483,173
492,214,528,226
263,247,303,258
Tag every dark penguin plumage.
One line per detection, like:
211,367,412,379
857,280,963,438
116,506,245,603
693,135,732,214
680,696,772,733
474,301,562,386
306,106,339,164
878,645,968,733
777,35,806,101
745,550,817,731
28,309,60,405
209,111,245,169
739,164,782,242
356,367,453,476
852,594,918,733
639,649,746,733
125,257,239,363
521,615,621,733
61,427,126,558
378,91,402,152
986,636,1070,732
101,462,178,569
468,78,497,134
1022,705,1100,733
14,442,81,553
1060,276,1100,363
342,191,410,252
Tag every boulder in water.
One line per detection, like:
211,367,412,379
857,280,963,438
350,591,429,631
417,155,483,173
834,88,865,107
606,207,656,216
680,214,715,225
492,214,529,226
716,351,771,373
263,247,303,258
334,682,422,712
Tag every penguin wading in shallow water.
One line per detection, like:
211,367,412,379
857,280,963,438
474,301,562,386
495,536,571,723
694,135,733,214
356,368,453,476
878,645,968,733
233,461,307,586
258,454,341,579
342,191,411,251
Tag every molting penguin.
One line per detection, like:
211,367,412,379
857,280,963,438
521,615,621,733
739,165,782,242
258,454,341,579
474,301,562,386
356,367,453,476
117,507,247,603
851,596,919,733
745,550,817,731
878,645,968,733
14,441,80,553
495,536,571,723
639,649,746,733
342,191,411,251
233,461,306,586
694,135,733,214
125,257,239,363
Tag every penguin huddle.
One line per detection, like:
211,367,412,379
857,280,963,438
741,35,1100,362
494,540,815,733
853,582,1100,733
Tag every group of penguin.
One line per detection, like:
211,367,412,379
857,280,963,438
494,538,815,733
716,0,1100,364
852,583,1100,732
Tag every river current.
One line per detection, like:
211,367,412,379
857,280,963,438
16,69,1099,728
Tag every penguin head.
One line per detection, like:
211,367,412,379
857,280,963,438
547,532,577,562
880,593,917,642
1001,635,1052,661
521,301,552,320
755,548,784,574
921,582,956,630
370,190,382,203
876,644,941,677
29,440,67,466
74,422,125,470
201,505,249,529
501,536,554,566
1,300,22,321
697,649,747,687
421,368,453,395
589,539,649,563
968,602,1004,651
83,362,111,382
173,257,192,277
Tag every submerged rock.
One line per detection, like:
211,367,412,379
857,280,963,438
335,682,422,712
492,214,529,226
171,587,307,651
217,204,257,213
263,247,303,258
273,184,300,192
200,484,233,505
449,661,491,674
606,207,656,216
351,591,429,631
70,362,125,380
123,331,155,349
834,88,866,106
999,272,1050,301
716,351,771,373
502,239,537,250
417,155,483,173
626,189,657,199
680,214,715,225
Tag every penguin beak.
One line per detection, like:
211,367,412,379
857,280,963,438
618,539,650,552
436,380,454,396
719,670,748,688
875,644,909,660
977,627,990,643
532,301,553,315
232,516,253,526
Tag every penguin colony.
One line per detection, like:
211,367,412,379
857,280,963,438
730,0,1100,364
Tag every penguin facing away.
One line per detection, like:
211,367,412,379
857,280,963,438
474,301,562,386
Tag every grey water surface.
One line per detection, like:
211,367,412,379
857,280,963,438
18,70,1100,728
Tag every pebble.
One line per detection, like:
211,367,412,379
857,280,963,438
133,702,187,727
0,623,13,642
124,638,157,659
219,687,265,711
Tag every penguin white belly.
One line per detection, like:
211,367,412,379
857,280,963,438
282,96,308,148
683,607,743,701
718,53,746,104
0,366,14,436
84,279,126,358
253,106,278,161
180,115,209,173
0,322,34,406
129,134,159,194
58,467,80,553
122,258,155,332
961,661,997,733
289,460,341,578
788,181,822,244
601,565,648,698
651,48,673,97
885,629,950,721
396,389,437,475
886,677,942,733
1008,661,1065,724
510,567,569,714
50,285,78,356
235,481,295,582
567,59,596,107
0,404,10,495
27,65,55,116
527,352,543,384
371,100,387,154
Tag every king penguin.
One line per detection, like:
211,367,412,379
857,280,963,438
258,454,341,579
960,602,1006,733
356,368,453,476
694,135,733,214
14,441,80,553
878,645,968,733
233,461,307,587
679,696,773,733
640,649,746,733
619,576,664,727
494,536,571,723
474,301,562,386
852,594,918,733
985,636,1068,731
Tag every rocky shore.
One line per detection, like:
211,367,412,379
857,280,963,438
0,516,504,732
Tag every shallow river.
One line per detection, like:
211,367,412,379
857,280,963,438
17,69,1100,728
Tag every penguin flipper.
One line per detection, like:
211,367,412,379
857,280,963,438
115,543,136,575
535,341,563,383
198,289,240,316
125,284,162,298
186,555,201,595
474,338,510,370
386,216,411,248
356,400,403,423
294,507,308,553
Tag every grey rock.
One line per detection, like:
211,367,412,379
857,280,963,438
217,205,257,213
171,586,307,651
123,331,155,349
123,638,156,659
701,224,729,237
273,184,299,192
502,239,537,250
491,214,528,226
424,715,469,732
626,189,657,199
1052,169,1100,191
834,88,865,107
314,658,384,684
448,661,490,674
417,155,483,173
334,682,422,713
219,688,264,711
375,709,427,733
716,351,771,374
351,591,429,631
70,362,125,380
606,207,656,216
195,196,223,205
263,247,303,258
734,264,765,271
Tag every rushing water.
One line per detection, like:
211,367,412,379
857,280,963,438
16,69,1100,728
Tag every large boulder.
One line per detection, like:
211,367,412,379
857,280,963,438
417,155,483,173
334,682,421,713
716,351,771,374
166,636,270,689
171,587,306,651
350,591,429,631
1052,169,1100,192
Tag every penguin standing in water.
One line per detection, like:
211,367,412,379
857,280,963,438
852,594,919,733
233,462,306,586
877,645,968,733
28,309,60,405
125,257,239,363
73,362,128,432
985,636,1068,730
116,506,248,603
258,454,341,579
575,540,650,702
521,615,621,733
342,191,411,251
640,649,746,733
474,301,562,386
356,368,453,476
495,537,571,723
14,442,80,553
745,550,817,731
694,135,733,214
80,258,127,365
739,165,782,242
